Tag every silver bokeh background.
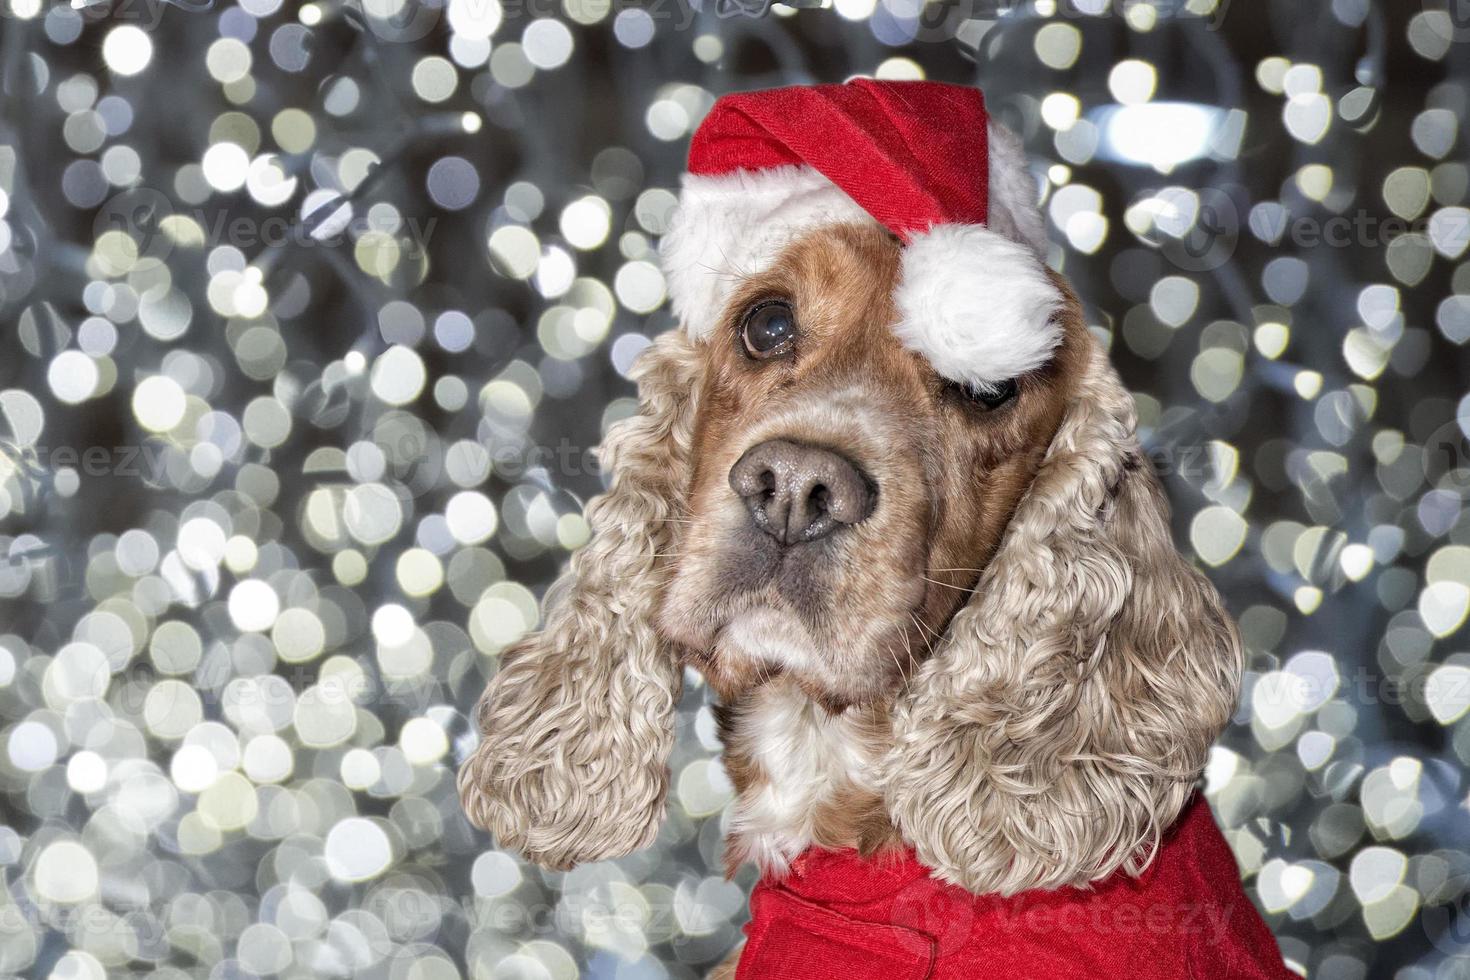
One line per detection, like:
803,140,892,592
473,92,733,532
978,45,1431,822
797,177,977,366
1,0,1469,977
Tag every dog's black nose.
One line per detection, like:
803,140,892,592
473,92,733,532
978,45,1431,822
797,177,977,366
729,440,875,545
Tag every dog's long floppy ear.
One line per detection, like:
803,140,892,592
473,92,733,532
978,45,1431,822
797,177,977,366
884,329,1243,896
457,329,701,869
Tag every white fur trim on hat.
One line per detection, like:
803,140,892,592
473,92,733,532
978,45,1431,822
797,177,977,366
893,224,1064,389
659,122,1054,380
659,165,874,340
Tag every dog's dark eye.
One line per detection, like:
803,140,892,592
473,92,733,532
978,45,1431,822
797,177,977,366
741,301,797,358
951,378,1018,410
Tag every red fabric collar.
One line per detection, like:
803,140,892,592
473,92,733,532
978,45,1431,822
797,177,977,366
737,797,1295,980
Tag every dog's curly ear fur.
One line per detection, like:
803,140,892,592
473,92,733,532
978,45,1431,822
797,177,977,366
884,331,1243,896
457,330,700,869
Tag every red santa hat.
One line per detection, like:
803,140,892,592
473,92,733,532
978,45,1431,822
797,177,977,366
659,79,1062,389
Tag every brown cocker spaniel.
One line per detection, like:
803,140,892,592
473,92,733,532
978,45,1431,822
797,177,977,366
459,80,1248,974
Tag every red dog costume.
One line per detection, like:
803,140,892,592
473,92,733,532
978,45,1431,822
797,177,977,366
740,799,1293,980
738,797,1292,979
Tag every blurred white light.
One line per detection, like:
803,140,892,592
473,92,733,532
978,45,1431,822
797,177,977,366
325,818,392,882
229,579,281,633
8,720,58,771
1107,59,1157,105
103,25,153,76
447,0,502,39
372,604,416,647
202,142,250,193
1093,103,1226,172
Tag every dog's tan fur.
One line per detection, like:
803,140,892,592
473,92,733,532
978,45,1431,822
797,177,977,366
460,219,1243,954
658,225,1081,872
660,225,1078,709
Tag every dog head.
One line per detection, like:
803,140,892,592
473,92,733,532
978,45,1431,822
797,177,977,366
656,222,1082,712
460,85,1242,895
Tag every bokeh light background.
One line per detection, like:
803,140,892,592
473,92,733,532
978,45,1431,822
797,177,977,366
1,0,1469,977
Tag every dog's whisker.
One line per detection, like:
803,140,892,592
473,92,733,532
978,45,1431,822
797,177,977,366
754,657,777,689
696,264,748,283
710,241,753,280
909,612,937,659
919,574,979,595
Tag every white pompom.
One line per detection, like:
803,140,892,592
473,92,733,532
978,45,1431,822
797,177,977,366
893,224,1064,388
